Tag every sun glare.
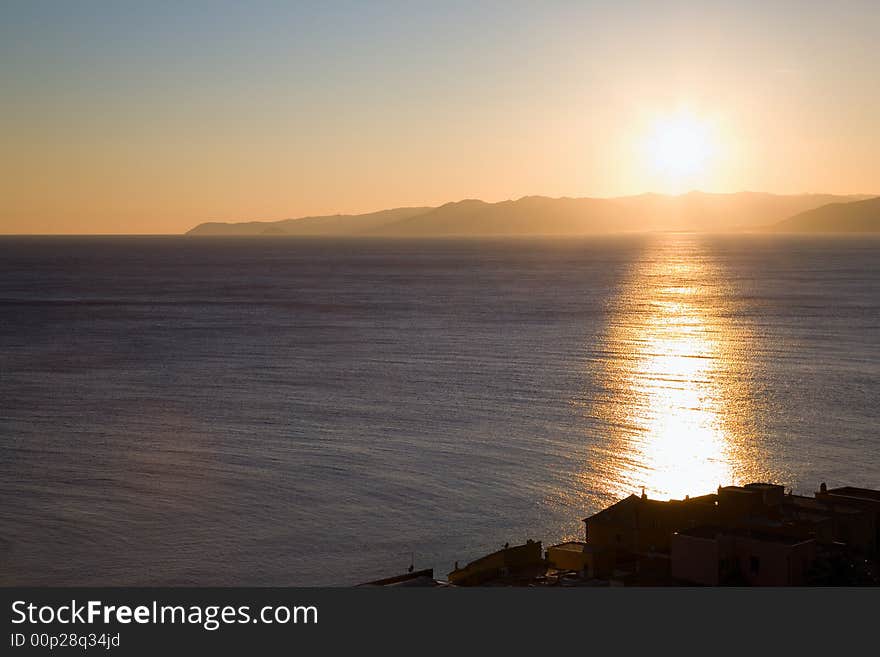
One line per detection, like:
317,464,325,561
640,110,719,192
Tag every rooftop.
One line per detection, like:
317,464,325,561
719,485,760,495
786,495,863,515
548,541,606,554
676,526,814,546
583,491,717,523
744,483,785,491
825,486,880,502
358,568,437,587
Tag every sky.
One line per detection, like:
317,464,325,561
1,0,878,234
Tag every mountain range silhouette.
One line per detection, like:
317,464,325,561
187,192,879,236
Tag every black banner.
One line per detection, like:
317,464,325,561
2,587,877,655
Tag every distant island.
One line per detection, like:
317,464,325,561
773,196,880,233
187,191,879,237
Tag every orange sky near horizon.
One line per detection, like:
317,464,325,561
2,2,878,234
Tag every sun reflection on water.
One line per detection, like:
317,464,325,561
589,235,755,501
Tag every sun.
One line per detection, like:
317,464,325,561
639,109,719,192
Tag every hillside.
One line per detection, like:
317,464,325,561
186,193,869,237
368,197,624,236
370,192,866,236
773,196,880,232
187,207,433,236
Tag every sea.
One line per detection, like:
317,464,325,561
1,234,878,585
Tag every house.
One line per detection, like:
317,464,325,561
447,540,543,586
671,527,816,586
582,491,718,556
546,541,613,579
814,484,880,555
580,491,718,583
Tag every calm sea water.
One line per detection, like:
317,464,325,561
1,234,878,585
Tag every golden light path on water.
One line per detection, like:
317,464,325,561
587,234,762,502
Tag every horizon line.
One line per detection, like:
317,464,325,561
3,189,878,236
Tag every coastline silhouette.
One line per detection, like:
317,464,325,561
186,192,879,237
